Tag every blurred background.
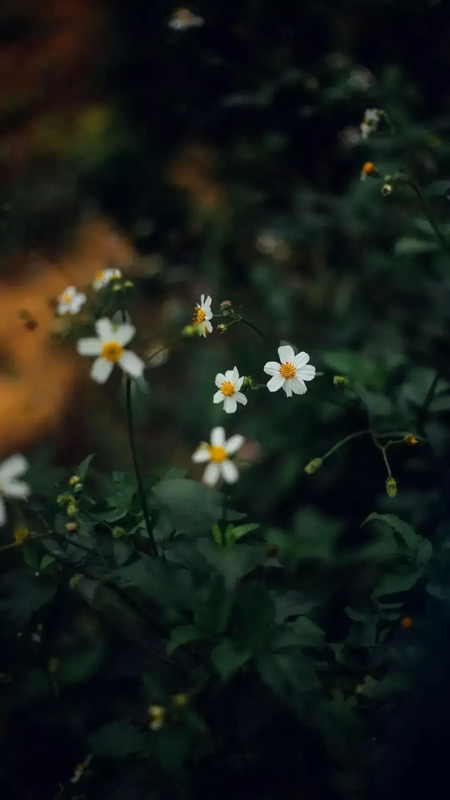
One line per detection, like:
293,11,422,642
1,1,450,796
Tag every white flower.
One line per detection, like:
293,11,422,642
92,268,122,291
360,108,383,139
57,286,86,315
263,345,316,397
70,755,93,785
0,454,30,526
192,426,245,487
192,294,213,336
77,318,145,384
213,367,248,414
168,8,204,30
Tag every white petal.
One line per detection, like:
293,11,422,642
119,350,145,379
221,460,239,484
200,294,205,306
278,345,295,363
235,376,244,391
57,304,69,315
204,320,213,333
202,295,212,310
203,462,220,487
192,447,210,463
224,369,234,382
223,397,237,414
231,366,239,382
215,373,227,387
290,378,307,395
293,351,309,369
116,324,136,347
91,357,114,384
225,434,245,455
235,392,248,406
213,390,224,404
77,337,102,356
283,381,293,398
298,364,316,381
0,497,6,526
211,427,225,447
71,295,86,313
4,479,30,500
95,318,114,342
263,361,281,376
267,374,284,392
0,454,28,482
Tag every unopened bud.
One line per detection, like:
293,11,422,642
69,574,82,589
333,375,350,387
172,693,188,707
217,323,227,333
182,325,195,337
112,526,125,538
14,527,30,545
242,376,253,389
381,183,393,197
67,501,78,517
65,522,77,532
148,705,165,730
124,280,134,289
304,458,323,475
385,476,397,497
360,161,377,181
69,475,80,487
404,433,418,445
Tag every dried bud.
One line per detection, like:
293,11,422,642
219,300,232,309
381,183,393,197
385,476,397,497
401,616,413,629
333,375,350,387
304,458,323,475
404,433,418,445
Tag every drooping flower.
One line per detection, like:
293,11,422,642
168,8,204,30
192,294,213,337
76,318,145,384
213,367,248,413
360,108,383,140
57,286,87,315
263,345,316,397
92,268,122,291
192,426,245,487
0,454,30,526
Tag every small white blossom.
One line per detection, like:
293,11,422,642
168,8,204,30
192,426,245,487
92,268,122,291
263,345,316,397
0,454,30,526
360,108,383,139
192,294,213,336
213,367,248,414
57,286,86,316
77,318,145,384
70,755,93,785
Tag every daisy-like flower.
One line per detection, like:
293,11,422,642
168,8,204,30
76,318,145,384
57,286,87,315
360,108,383,140
192,426,245,487
0,454,30,526
192,294,213,337
213,367,248,414
92,268,122,291
148,705,165,731
263,345,316,397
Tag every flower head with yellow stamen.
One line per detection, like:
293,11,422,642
192,426,245,487
264,345,316,397
192,294,213,337
57,286,86,315
92,268,122,291
77,318,145,384
213,367,248,413
148,705,165,730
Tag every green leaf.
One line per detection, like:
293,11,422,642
114,556,192,609
373,568,421,597
194,576,231,636
0,570,56,627
292,617,326,649
39,555,55,571
231,583,275,650
361,513,418,549
211,637,251,680
257,651,321,707
225,523,260,544
273,591,317,623
89,720,148,758
76,453,96,481
168,624,203,654
394,237,438,255
197,539,263,589
151,479,223,535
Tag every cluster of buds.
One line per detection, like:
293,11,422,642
57,493,78,516
112,279,135,294
148,694,189,731
69,474,83,494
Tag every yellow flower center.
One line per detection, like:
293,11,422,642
279,362,296,379
192,306,206,325
208,445,227,463
95,270,104,281
101,340,123,362
220,380,235,397
62,292,73,304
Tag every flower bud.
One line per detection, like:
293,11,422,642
67,501,78,517
242,376,253,389
360,161,377,181
404,433,418,445
14,526,30,545
217,323,228,333
65,522,77,532
69,574,82,589
381,183,393,196
385,476,397,497
112,526,126,538
172,693,188,707
304,458,323,475
69,475,80,486
148,705,165,730
333,375,350,387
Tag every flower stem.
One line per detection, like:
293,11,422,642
125,377,158,556
410,180,450,260
321,429,372,461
